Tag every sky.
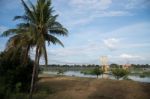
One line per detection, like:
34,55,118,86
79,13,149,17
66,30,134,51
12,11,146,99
0,0,150,65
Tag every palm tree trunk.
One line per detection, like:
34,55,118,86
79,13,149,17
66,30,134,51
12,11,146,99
29,47,39,99
34,50,40,91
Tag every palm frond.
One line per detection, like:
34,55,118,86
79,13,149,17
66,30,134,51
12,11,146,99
21,0,36,23
49,27,68,36
46,15,58,25
13,15,30,21
17,23,30,28
1,29,26,37
45,34,64,47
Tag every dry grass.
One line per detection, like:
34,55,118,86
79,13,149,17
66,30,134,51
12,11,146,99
34,76,150,99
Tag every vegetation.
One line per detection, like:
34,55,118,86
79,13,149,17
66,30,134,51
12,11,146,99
139,74,146,78
81,69,94,75
139,71,150,78
81,68,104,78
111,68,129,80
143,71,150,76
0,50,33,99
110,63,121,68
2,0,68,98
92,68,104,78
57,69,65,75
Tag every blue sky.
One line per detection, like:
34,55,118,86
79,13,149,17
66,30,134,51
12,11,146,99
0,0,150,65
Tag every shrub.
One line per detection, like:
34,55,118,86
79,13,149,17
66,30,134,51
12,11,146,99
57,69,65,75
112,68,129,80
92,68,104,78
0,51,33,99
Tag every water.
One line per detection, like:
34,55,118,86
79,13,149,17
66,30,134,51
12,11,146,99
43,71,150,83
128,75,150,83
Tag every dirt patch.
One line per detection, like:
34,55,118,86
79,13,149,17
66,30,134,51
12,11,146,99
35,76,150,99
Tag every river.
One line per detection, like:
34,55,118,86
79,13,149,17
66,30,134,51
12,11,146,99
42,71,150,83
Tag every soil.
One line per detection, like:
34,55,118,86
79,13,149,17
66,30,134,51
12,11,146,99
35,76,150,99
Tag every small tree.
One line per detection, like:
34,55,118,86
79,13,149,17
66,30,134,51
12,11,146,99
92,68,104,78
57,69,64,75
112,68,129,80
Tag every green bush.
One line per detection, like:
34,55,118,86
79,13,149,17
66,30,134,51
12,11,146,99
92,68,104,78
81,68,104,78
139,74,146,78
143,71,150,77
81,70,93,75
112,68,129,80
57,69,65,75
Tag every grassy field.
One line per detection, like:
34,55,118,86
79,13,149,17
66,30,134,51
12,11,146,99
13,76,150,99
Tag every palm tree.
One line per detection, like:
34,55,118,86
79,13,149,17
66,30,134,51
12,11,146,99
2,0,68,98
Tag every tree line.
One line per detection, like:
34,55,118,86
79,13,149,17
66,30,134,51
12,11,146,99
41,64,150,68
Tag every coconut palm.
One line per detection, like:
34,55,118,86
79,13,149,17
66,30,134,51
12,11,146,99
2,0,68,98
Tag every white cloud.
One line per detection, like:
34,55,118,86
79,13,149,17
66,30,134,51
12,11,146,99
0,26,8,51
102,22,150,38
56,0,131,29
103,38,119,50
62,10,131,29
120,53,144,60
124,43,150,48
98,11,131,17
0,25,8,33
48,42,102,57
107,53,148,64
39,41,104,64
70,0,112,10
125,0,150,9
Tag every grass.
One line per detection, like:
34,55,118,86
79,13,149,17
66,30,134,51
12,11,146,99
10,76,150,99
81,69,94,75
143,71,150,76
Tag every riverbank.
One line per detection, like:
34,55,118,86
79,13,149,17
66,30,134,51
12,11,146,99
41,70,150,83
15,76,150,99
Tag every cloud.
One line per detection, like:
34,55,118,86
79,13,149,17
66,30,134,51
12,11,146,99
120,53,144,60
55,0,131,29
102,22,150,39
0,26,8,51
69,0,112,10
124,43,150,48
0,25,8,33
107,53,148,64
103,38,119,50
61,10,131,29
48,43,102,57
125,0,150,9
39,41,104,65
120,53,138,59
97,11,131,17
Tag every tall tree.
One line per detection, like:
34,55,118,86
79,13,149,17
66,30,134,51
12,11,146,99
2,0,68,98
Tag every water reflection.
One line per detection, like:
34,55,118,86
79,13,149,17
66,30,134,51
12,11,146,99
128,76,150,83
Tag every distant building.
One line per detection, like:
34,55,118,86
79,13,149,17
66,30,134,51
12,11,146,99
122,64,131,69
100,56,109,73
